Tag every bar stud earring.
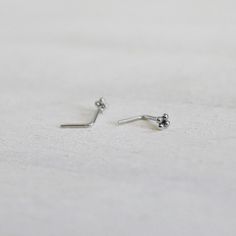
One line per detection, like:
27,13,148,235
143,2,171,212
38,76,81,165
61,97,107,128
117,113,170,130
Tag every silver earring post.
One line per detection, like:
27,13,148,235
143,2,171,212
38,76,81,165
117,113,170,130
61,97,107,128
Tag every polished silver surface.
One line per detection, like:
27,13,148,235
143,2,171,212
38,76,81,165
118,113,170,130
61,97,107,128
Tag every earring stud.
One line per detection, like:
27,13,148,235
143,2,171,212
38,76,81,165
117,113,170,130
61,97,107,128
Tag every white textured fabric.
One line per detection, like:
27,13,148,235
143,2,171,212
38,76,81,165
0,0,236,235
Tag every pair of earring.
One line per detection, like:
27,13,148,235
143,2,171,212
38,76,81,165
61,97,170,130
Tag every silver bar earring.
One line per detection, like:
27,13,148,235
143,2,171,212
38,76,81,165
61,97,107,128
118,113,170,130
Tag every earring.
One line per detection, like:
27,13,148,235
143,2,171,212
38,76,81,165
117,113,170,130
61,97,107,128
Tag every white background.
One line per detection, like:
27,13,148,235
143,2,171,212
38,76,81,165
0,0,236,235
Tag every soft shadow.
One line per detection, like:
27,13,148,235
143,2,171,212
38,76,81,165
75,105,95,122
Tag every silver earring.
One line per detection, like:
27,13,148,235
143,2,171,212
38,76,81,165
117,113,170,130
61,97,107,128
